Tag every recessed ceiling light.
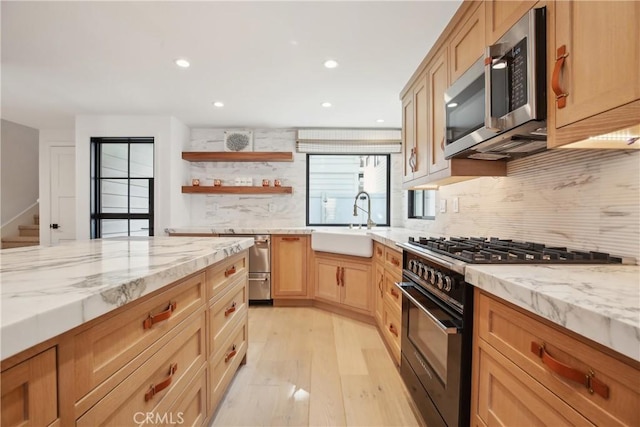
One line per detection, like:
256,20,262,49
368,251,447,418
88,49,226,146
321,102,332,108
213,101,224,108
446,102,458,108
324,59,339,69
376,119,385,123
175,58,190,68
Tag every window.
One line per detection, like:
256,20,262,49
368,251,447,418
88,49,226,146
91,137,154,238
307,154,390,226
408,190,436,219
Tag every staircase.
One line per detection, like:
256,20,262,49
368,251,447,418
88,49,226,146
1,214,40,249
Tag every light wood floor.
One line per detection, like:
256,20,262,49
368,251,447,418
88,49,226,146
210,306,422,427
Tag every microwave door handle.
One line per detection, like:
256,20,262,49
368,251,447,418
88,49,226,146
484,45,503,132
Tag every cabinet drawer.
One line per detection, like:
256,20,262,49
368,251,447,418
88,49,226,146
74,272,205,401
206,252,248,302
373,242,384,263
77,311,206,426
383,270,402,313
477,291,640,426
167,364,207,427
475,342,592,426
384,247,402,273
208,275,247,358
382,299,401,365
1,347,57,427
208,320,248,414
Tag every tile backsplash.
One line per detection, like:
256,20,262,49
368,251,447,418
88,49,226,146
186,128,639,260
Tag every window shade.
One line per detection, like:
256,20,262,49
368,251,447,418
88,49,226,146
297,129,401,154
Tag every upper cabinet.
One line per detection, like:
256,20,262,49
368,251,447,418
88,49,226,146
485,0,538,44
449,2,485,83
402,74,429,183
549,1,640,148
427,49,449,176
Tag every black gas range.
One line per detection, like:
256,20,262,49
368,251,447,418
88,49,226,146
393,236,623,427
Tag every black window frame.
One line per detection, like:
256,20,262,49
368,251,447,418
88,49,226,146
408,189,436,220
90,137,155,238
305,153,391,227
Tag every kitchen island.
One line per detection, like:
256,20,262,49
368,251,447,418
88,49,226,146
1,236,253,426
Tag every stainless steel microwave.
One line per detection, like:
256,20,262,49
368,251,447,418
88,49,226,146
444,7,547,161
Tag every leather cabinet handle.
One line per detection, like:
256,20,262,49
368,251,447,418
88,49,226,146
378,274,383,293
282,237,300,242
440,137,444,151
377,247,383,256
390,288,400,299
224,301,237,317
391,258,400,267
336,266,340,286
340,267,345,287
225,265,236,277
409,148,417,172
552,45,569,109
225,344,237,363
143,302,177,330
389,324,399,337
145,363,178,401
531,342,609,399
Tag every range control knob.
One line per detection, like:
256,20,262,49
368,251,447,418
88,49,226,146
429,269,438,285
409,259,416,272
415,262,424,276
436,272,444,289
443,276,453,292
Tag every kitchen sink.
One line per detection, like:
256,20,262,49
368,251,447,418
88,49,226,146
311,229,373,258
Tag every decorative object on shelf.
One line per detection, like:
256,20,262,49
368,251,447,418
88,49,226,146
274,179,282,187
182,185,293,194
262,179,270,187
213,179,222,187
192,179,200,186
224,131,253,152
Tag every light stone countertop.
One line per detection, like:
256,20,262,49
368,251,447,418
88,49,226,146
0,236,254,360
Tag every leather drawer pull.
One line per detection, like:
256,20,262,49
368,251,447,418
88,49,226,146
336,266,340,286
145,363,178,401
340,267,345,287
531,342,609,399
552,45,569,109
376,247,383,256
389,324,399,337
225,344,237,363
390,288,400,299
143,302,177,330
282,237,300,242
225,302,237,317
391,258,400,267
225,265,236,277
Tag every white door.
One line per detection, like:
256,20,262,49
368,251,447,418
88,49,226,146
50,146,76,244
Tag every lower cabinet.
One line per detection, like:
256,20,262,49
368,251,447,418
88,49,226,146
272,235,309,298
1,347,58,427
374,262,385,326
373,242,403,366
314,254,372,314
472,290,640,427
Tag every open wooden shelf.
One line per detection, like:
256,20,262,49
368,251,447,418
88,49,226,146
182,186,293,194
181,152,293,162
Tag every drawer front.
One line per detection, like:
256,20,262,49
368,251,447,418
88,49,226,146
383,270,402,313
208,275,248,358
1,347,57,427
382,299,401,365
74,272,205,400
206,252,248,302
373,242,384,263
208,320,248,414
384,247,402,273
77,311,206,427
477,291,640,426
166,364,207,427
475,342,593,427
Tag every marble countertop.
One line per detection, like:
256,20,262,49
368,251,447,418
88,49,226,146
466,264,640,361
166,227,314,235
0,236,254,360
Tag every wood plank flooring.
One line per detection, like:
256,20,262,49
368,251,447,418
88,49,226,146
210,306,422,427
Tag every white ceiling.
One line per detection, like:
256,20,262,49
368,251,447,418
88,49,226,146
1,1,462,131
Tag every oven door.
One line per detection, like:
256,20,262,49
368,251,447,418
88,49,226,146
397,281,463,427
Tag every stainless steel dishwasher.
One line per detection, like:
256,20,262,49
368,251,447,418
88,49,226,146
219,234,271,303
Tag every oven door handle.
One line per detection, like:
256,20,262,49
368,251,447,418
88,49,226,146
395,283,461,335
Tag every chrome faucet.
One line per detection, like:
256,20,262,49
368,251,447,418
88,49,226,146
353,191,376,229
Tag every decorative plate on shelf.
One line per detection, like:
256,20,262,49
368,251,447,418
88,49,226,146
224,131,253,152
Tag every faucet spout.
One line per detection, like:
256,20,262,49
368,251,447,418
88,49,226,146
353,191,376,229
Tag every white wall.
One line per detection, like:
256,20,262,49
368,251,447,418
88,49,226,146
75,115,189,240
1,119,39,225
402,149,640,260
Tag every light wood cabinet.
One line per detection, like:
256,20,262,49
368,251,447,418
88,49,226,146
485,0,537,44
374,259,385,327
472,290,640,427
449,1,485,83
402,73,429,184
549,1,640,148
427,49,449,176
314,254,372,314
272,235,309,298
1,347,58,427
